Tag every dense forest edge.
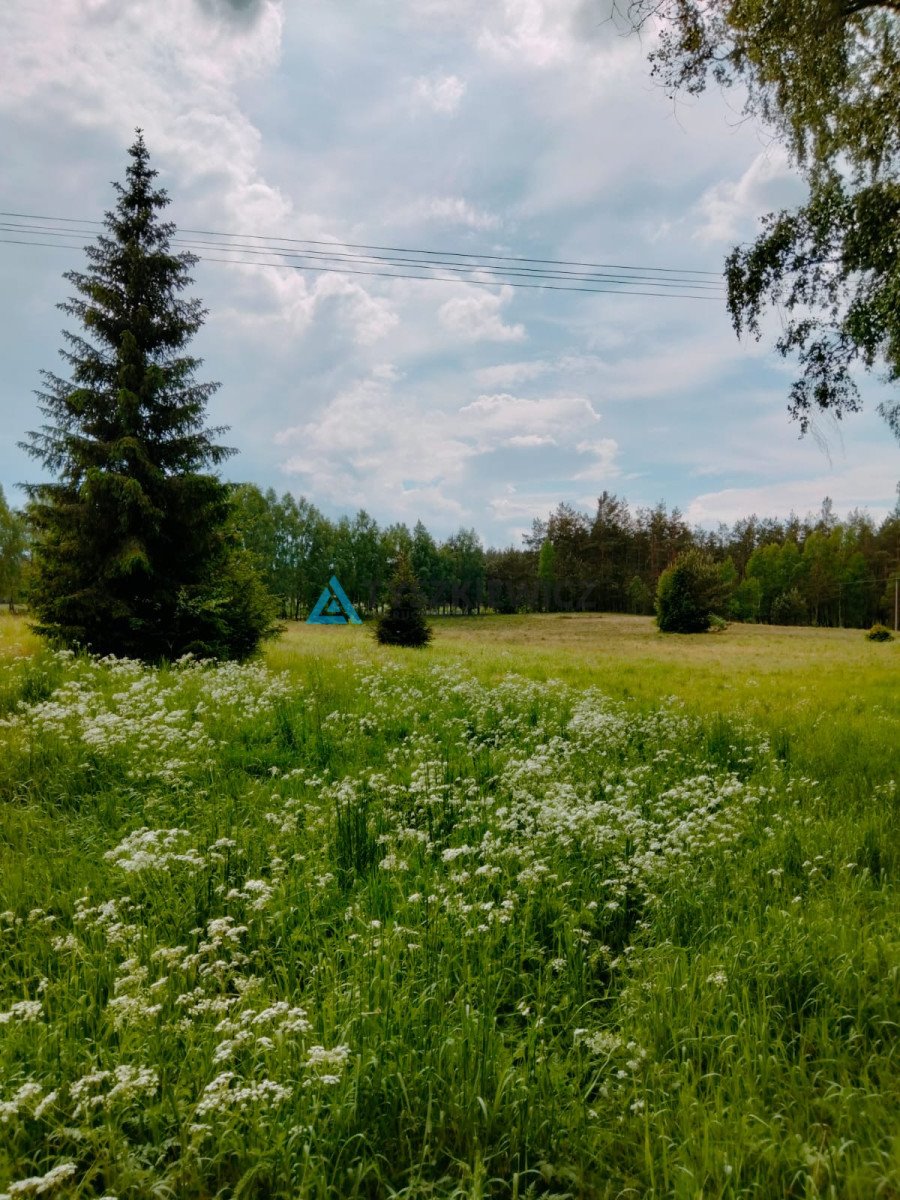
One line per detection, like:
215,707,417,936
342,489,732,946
2,482,899,630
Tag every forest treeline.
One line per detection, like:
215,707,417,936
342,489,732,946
2,481,898,628
228,485,900,629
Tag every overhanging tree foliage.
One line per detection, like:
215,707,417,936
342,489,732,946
22,132,277,660
621,0,900,438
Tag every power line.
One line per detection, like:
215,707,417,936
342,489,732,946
0,220,728,287
0,221,726,293
0,209,725,278
0,238,720,300
0,208,727,301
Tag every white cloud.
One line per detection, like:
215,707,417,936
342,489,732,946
439,286,525,342
572,436,621,480
474,353,608,389
508,433,557,447
412,196,501,231
0,0,407,352
685,461,900,526
276,369,477,517
477,0,592,68
489,486,559,521
274,370,614,530
475,360,552,388
460,392,599,443
412,73,467,114
0,0,288,222
693,147,802,243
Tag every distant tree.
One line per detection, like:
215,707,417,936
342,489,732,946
0,486,27,612
376,552,432,647
729,575,762,623
230,483,279,591
746,541,801,623
590,491,632,610
771,587,808,626
375,521,411,610
349,510,387,614
800,528,843,625
486,546,535,613
880,568,900,626
537,538,556,611
442,527,485,614
717,556,740,611
626,573,654,615
410,520,442,610
656,548,726,633
621,0,900,439
545,502,592,606
21,132,277,659
840,549,877,628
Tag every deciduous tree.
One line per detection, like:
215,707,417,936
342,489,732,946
621,0,900,437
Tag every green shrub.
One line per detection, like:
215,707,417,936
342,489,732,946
866,623,894,642
173,548,282,660
771,587,808,626
656,549,726,633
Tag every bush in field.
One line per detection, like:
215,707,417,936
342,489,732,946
866,623,894,641
656,548,725,633
376,553,432,647
21,132,277,661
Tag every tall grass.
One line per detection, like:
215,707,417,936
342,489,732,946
0,616,897,1198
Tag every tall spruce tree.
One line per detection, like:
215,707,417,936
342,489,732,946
22,132,276,660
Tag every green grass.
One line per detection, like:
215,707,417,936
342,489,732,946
0,613,897,1198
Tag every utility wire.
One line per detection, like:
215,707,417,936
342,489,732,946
0,208,727,301
0,238,720,301
0,209,725,278
0,221,726,293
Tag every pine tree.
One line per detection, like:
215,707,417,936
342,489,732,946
376,552,432,647
21,132,276,660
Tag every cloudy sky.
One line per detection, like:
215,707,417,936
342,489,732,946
1,0,897,546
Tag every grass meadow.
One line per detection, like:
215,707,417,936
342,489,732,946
0,610,897,1198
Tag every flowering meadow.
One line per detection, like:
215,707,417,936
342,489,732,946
0,628,897,1198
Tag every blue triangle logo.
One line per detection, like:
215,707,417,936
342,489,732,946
307,575,362,625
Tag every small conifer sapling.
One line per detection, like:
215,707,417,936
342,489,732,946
376,553,432,647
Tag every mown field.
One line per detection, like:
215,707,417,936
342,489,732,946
0,611,897,1199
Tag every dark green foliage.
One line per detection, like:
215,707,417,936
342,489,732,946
771,587,808,626
866,623,894,641
213,486,898,631
537,538,556,610
656,548,726,633
376,553,432,648
21,133,277,660
171,549,281,660
0,486,27,611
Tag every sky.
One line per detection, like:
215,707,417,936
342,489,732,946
1,0,897,548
